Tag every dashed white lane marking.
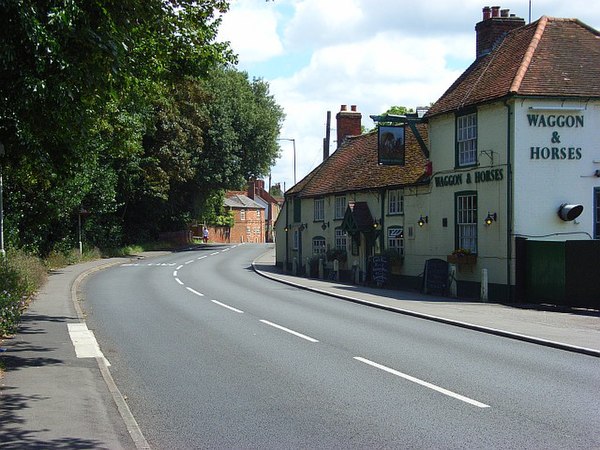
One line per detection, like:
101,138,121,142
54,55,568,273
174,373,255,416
173,270,178,277
259,320,319,343
186,287,204,297
222,248,230,252
197,256,207,260
353,357,490,408
176,265,183,270
67,323,111,366
175,278,184,285
210,252,219,256
211,300,244,314
185,260,194,265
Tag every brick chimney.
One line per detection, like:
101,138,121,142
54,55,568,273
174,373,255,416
336,104,362,148
475,6,525,59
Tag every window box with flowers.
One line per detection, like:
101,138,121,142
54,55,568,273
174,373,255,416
447,248,477,266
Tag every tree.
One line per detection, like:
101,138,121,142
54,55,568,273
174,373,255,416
0,0,236,253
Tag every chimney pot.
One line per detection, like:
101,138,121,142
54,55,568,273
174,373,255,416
482,6,491,20
340,104,347,111
501,9,509,18
491,6,500,17
351,105,357,112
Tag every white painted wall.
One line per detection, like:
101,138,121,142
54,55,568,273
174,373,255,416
513,99,600,241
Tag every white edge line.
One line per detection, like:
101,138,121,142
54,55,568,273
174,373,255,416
259,319,319,343
186,287,204,297
175,278,184,285
211,299,243,313
354,357,489,408
176,265,183,270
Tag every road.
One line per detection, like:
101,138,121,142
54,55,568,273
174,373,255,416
83,243,600,449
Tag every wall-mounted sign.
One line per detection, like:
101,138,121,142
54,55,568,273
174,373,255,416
434,168,504,188
527,112,584,160
378,126,405,165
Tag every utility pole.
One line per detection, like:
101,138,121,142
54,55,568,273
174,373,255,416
0,141,5,259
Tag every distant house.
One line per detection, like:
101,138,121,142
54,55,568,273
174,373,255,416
224,193,265,243
247,179,281,242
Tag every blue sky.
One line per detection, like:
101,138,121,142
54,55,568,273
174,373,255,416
218,0,600,192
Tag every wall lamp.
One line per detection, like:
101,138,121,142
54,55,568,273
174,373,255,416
484,212,497,226
284,225,289,232
321,221,330,230
373,219,381,230
417,215,428,227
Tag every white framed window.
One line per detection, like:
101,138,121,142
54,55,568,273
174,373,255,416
240,209,246,221
246,226,251,236
387,227,404,256
335,228,347,250
256,209,261,219
312,236,326,255
456,192,477,253
254,227,260,235
334,196,346,220
314,198,324,221
457,112,477,166
388,189,404,215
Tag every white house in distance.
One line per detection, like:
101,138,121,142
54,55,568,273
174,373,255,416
275,6,600,305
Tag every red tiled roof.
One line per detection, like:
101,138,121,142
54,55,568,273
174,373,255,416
426,17,600,117
287,124,429,198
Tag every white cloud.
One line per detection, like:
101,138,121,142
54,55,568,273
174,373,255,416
218,1,283,63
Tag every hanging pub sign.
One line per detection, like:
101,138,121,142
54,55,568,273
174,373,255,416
378,125,405,165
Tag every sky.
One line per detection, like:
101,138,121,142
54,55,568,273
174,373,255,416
217,0,600,193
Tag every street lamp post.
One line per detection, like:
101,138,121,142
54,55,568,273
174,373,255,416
277,138,296,185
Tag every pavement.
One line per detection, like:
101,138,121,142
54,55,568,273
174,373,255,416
1,246,599,449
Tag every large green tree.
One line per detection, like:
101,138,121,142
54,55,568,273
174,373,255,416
0,0,237,253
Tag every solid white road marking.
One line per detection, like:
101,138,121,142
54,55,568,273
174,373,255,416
211,300,243,314
186,287,204,297
259,320,319,343
175,278,184,285
67,323,111,366
353,357,490,408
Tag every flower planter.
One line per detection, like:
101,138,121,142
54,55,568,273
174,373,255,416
447,254,477,266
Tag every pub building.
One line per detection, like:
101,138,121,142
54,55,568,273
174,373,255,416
275,7,600,305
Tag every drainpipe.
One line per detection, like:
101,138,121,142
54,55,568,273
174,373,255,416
285,195,289,272
504,99,513,301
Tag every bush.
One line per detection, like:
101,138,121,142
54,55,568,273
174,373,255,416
0,251,47,337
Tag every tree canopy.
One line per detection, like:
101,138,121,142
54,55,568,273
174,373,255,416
0,0,284,254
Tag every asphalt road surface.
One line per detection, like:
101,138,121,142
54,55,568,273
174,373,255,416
83,243,600,449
